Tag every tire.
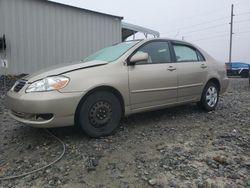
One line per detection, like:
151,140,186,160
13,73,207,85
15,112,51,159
241,71,249,78
77,91,122,138
199,82,219,111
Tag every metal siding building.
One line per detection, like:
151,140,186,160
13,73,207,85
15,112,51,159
0,0,122,75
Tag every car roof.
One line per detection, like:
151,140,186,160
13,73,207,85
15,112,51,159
131,38,196,46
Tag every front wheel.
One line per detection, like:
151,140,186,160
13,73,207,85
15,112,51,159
77,91,122,138
198,82,219,111
241,71,249,78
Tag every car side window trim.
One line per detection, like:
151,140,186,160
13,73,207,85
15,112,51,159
170,41,206,63
127,40,174,66
196,50,206,62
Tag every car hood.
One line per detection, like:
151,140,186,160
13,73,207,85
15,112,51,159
23,60,108,83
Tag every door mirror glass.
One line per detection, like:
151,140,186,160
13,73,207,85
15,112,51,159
130,52,149,65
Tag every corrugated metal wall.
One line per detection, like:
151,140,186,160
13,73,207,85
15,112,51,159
0,0,122,75
0,0,5,59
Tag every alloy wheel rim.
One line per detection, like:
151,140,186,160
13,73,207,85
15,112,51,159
206,86,218,108
89,101,112,128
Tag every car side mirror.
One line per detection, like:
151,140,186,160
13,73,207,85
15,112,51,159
129,52,149,65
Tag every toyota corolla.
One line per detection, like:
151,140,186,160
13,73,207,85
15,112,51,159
6,38,229,137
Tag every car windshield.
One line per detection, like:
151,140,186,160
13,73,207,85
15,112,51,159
84,41,139,62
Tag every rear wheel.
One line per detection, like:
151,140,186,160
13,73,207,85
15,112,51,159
199,82,219,111
77,91,122,138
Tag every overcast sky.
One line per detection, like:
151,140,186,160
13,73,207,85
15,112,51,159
51,0,250,63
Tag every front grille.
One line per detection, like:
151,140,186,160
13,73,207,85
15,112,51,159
14,80,27,92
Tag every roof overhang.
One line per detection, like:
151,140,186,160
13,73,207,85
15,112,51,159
122,22,160,41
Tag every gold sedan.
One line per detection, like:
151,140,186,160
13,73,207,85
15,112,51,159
6,38,229,137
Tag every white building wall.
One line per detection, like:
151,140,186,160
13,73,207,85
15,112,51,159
0,0,122,75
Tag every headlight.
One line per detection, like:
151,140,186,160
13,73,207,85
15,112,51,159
26,76,70,93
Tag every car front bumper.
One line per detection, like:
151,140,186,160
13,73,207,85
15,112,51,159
5,90,84,128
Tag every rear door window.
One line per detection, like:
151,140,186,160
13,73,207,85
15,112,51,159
173,44,204,62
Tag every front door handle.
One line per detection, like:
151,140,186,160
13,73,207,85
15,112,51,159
167,66,177,71
201,64,207,69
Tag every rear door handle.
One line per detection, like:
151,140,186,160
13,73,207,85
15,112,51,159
167,66,177,71
201,64,207,69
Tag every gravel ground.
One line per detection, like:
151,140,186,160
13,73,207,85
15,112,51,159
0,77,249,188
